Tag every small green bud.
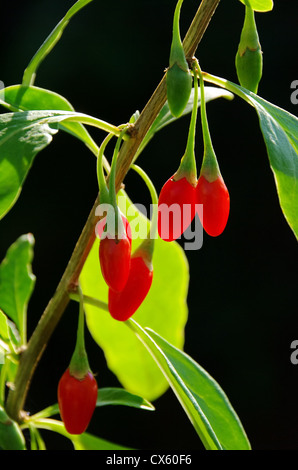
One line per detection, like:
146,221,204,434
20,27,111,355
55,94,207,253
235,5,263,93
166,0,192,117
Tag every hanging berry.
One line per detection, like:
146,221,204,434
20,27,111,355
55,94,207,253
108,165,157,321
196,175,230,237
96,129,132,292
109,253,153,322
235,2,263,93
58,368,98,435
58,289,98,434
96,212,132,247
158,62,199,241
195,61,230,237
166,0,192,117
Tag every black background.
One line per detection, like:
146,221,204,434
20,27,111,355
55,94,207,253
0,0,298,451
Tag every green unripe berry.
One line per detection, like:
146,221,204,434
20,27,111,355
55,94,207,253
167,63,192,117
235,4,263,93
166,0,192,117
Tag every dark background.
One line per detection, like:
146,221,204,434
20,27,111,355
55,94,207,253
0,0,298,451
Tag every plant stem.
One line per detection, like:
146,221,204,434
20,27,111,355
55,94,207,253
5,0,221,424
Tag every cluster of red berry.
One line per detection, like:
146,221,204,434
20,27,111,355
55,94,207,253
57,0,231,438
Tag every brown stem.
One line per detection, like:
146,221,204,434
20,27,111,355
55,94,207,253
6,0,220,423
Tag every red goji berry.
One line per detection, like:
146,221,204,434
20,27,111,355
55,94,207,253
196,174,230,237
99,234,131,292
158,175,196,241
108,255,153,321
58,368,98,435
96,213,132,246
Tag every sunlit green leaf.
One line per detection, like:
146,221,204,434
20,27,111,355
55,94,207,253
0,234,35,343
0,108,117,220
80,192,189,401
0,405,26,450
0,85,98,154
22,0,94,86
204,74,298,241
32,418,131,450
127,320,251,450
72,433,132,451
238,0,273,12
97,387,155,410
29,387,154,421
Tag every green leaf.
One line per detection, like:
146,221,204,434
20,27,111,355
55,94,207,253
0,405,26,450
0,309,12,351
72,433,132,451
0,85,99,155
127,320,251,450
0,309,20,358
204,74,298,241
0,234,36,342
238,0,273,12
32,418,131,450
136,87,234,159
251,96,298,238
29,387,154,421
80,192,189,402
0,108,118,220
97,387,155,411
22,0,94,86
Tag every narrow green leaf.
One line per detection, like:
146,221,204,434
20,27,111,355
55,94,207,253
0,85,99,155
0,308,20,361
0,234,35,343
72,433,132,451
127,320,251,450
204,74,298,241
31,418,131,450
22,0,94,86
80,192,189,402
238,0,273,12
29,387,154,422
97,387,155,411
0,309,11,350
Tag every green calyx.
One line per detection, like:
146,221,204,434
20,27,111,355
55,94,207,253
174,60,199,187
167,0,192,117
69,287,91,380
235,4,263,93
